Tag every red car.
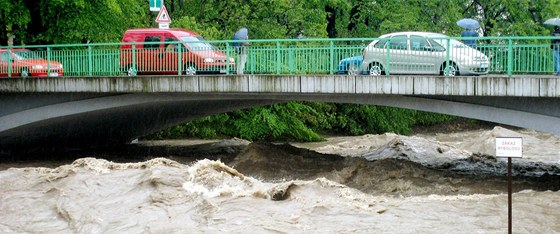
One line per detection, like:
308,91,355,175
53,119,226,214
0,49,64,78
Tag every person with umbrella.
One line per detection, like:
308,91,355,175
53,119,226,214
232,28,249,75
545,18,560,75
551,26,560,75
457,18,480,49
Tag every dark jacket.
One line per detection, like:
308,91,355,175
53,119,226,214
552,30,560,49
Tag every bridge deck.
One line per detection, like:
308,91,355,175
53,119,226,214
1,75,559,97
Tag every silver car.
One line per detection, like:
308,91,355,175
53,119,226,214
360,32,489,76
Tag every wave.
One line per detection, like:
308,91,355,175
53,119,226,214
1,157,559,233
231,141,560,196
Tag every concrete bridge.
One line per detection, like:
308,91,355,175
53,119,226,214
1,75,559,151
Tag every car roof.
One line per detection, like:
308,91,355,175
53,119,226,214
125,28,200,37
0,48,30,52
379,31,449,38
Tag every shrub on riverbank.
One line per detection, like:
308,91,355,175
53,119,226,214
145,102,456,142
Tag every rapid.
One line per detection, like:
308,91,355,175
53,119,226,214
0,126,558,233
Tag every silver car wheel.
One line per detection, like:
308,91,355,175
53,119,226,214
443,63,458,76
127,65,137,77
184,65,197,76
369,63,383,76
347,63,359,75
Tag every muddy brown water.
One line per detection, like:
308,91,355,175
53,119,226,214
1,127,559,233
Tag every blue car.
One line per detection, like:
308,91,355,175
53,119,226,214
337,55,363,75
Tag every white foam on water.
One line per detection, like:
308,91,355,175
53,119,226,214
0,127,559,233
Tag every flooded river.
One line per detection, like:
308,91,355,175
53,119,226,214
0,126,558,233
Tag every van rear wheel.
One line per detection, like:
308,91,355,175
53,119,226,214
20,68,30,78
184,64,197,76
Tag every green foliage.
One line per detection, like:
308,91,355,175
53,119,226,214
413,111,456,126
229,103,324,142
145,102,459,142
327,104,416,135
0,0,31,45
5,0,560,45
35,0,149,43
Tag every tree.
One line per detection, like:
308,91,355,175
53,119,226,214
35,0,150,44
462,0,560,36
0,0,31,46
168,0,328,40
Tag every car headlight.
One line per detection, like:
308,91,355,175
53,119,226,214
32,65,44,69
204,58,215,63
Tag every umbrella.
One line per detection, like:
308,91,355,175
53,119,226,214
456,18,480,30
233,28,248,41
232,28,248,47
544,18,560,26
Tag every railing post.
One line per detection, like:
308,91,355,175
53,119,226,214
288,49,294,73
225,42,230,75
47,46,51,76
7,47,11,78
178,42,182,75
132,43,136,73
385,38,390,75
507,39,513,76
446,38,451,76
88,45,93,76
276,41,281,75
329,40,334,75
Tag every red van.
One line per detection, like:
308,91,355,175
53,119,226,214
120,28,234,76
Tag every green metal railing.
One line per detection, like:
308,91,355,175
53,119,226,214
0,36,558,78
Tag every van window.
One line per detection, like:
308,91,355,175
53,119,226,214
144,36,161,50
164,37,179,52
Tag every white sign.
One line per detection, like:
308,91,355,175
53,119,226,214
155,5,171,23
495,137,523,158
158,23,169,29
